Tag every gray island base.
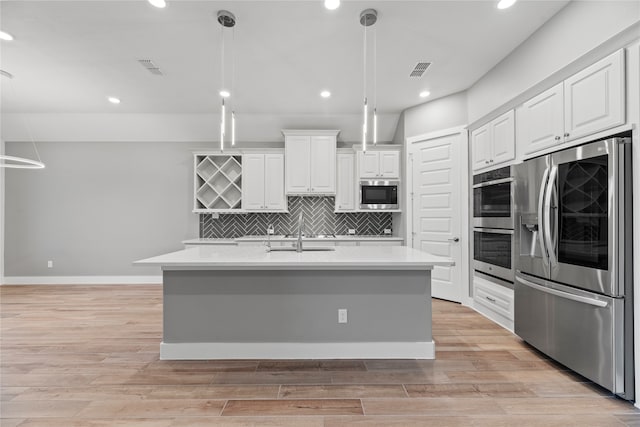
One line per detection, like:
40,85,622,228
135,245,454,360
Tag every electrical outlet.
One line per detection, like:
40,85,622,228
47,260,53,268
384,228,392,235
338,309,348,324
347,229,356,235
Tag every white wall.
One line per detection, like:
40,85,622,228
468,0,640,124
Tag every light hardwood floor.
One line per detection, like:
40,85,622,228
1,284,639,426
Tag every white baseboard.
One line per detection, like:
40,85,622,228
2,276,163,285
160,341,436,360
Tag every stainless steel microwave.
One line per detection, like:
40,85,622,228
360,180,399,210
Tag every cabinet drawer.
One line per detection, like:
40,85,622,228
474,276,514,321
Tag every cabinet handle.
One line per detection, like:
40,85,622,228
485,296,496,303
485,161,489,164
489,159,494,163
555,136,561,141
564,132,570,138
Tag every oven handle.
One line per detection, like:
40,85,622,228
537,166,550,266
473,228,514,234
543,165,558,268
516,275,608,308
472,177,514,188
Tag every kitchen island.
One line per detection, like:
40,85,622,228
135,245,453,360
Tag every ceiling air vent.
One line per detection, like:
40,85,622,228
137,59,163,76
409,62,431,78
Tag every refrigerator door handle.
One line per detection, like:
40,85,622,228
537,166,550,265
544,165,558,268
516,275,608,308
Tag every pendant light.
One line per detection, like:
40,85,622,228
360,9,377,153
0,70,45,169
217,10,236,151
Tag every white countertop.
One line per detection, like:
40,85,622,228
135,245,453,271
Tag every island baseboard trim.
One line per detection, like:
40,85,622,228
159,341,436,360
2,276,163,285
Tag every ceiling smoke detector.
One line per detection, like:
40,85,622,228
409,62,431,78
137,59,163,76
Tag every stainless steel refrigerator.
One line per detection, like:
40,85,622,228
514,136,633,400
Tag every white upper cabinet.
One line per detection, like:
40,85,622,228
283,130,338,195
519,49,625,158
358,150,400,179
284,136,311,193
335,152,356,212
564,49,625,141
242,153,285,211
471,110,515,172
520,82,564,156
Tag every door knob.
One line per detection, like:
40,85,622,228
448,237,460,242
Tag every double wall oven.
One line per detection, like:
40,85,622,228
514,136,633,400
473,166,515,284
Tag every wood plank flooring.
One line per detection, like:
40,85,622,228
1,284,639,426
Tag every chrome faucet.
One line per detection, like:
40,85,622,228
266,224,274,250
296,211,305,253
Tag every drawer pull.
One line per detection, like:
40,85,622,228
485,296,496,303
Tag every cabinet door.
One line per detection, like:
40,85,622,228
359,151,380,178
242,154,265,210
285,136,311,193
471,124,491,171
564,49,625,141
520,83,564,157
335,153,355,211
379,151,400,178
490,110,515,166
309,135,336,193
264,154,285,210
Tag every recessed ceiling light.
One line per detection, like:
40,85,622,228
148,0,167,8
419,91,431,98
497,0,517,9
320,90,331,98
0,31,14,41
324,0,340,10
219,90,230,98
107,96,121,104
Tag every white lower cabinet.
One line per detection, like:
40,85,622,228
242,153,285,211
473,274,514,331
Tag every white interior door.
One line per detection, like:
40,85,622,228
411,132,463,302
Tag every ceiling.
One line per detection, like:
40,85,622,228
0,0,569,117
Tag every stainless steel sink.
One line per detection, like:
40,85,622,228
267,246,335,252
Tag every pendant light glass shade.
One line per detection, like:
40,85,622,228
217,10,236,152
360,9,377,153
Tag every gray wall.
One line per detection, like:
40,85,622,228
5,141,198,276
467,0,640,123
403,91,468,139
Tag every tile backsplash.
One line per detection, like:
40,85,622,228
200,196,393,238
